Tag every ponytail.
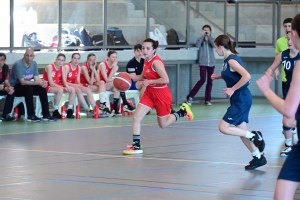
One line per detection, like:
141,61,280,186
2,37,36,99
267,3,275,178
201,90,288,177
143,38,159,51
215,35,239,54
229,40,238,54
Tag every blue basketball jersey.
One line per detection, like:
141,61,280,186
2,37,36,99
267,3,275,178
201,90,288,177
282,49,300,86
221,54,252,125
221,54,249,90
281,49,300,98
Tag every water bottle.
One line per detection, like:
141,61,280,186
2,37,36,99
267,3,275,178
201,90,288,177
94,104,99,119
13,107,19,120
61,106,66,119
76,105,81,119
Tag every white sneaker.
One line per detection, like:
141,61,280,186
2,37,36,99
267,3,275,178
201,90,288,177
123,105,136,112
205,101,212,106
280,145,292,157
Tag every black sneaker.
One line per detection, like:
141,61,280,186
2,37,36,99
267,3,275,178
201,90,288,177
245,155,267,170
114,110,122,116
52,110,61,119
0,114,16,122
170,107,176,114
123,104,136,112
99,102,114,117
42,114,58,121
250,131,265,152
27,115,41,122
99,102,109,112
66,109,75,118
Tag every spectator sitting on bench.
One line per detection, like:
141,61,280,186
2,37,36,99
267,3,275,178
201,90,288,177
80,53,113,117
126,44,146,98
43,53,76,119
9,48,57,122
62,53,101,118
0,52,15,122
97,50,122,116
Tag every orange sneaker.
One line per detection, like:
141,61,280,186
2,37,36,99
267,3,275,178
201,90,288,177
123,143,143,155
181,103,194,121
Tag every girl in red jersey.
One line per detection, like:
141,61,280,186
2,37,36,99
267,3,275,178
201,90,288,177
123,38,194,155
97,50,121,116
62,53,97,117
43,53,75,118
81,53,112,116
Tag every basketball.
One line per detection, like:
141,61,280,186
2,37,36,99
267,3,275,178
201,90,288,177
113,72,132,91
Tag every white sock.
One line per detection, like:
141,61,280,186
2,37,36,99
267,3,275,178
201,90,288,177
100,92,106,103
54,105,59,110
285,138,292,146
68,105,73,110
251,149,261,159
245,131,255,138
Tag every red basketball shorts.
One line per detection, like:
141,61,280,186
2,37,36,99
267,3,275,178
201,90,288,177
139,86,172,118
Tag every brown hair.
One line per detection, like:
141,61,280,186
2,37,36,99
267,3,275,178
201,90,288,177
107,50,117,57
202,24,212,32
143,38,159,50
56,53,66,60
292,14,300,39
283,18,293,25
87,53,96,60
214,35,238,54
71,52,80,59
134,44,142,51
0,53,6,60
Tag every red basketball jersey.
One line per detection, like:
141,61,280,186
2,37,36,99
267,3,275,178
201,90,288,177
99,61,113,82
143,55,167,88
80,62,91,85
43,63,63,85
66,63,80,84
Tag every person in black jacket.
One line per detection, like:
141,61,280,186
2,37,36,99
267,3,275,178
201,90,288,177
0,53,16,121
126,44,145,93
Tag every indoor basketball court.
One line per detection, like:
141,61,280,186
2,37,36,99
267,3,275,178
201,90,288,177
0,99,299,199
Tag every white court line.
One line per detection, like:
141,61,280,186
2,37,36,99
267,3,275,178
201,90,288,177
0,114,282,136
0,147,282,169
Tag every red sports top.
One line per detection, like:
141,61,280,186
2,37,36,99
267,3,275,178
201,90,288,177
80,62,92,85
43,63,63,85
99,61,113,82
66,63,79,84
143,55,167,88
